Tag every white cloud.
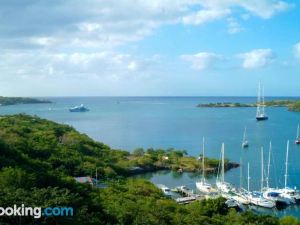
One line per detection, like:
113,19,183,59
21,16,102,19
294,43,300,59
182,8,230,25
236,0,293,19
198,0,293,19
0,52,155,80
0,0,293,96
0,0,293,50
227,18,243,34
238,49,275,69
181,52,223,70
128,61,138,71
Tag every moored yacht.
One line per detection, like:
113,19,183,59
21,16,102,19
277,141,300,203
242,127,249,148
196,137,217,194
246,191,276,208
216,143,236,194
263,189,294,206
69,104,89,112
216,143,250,204
262,142,294,206
256,82,268,121
157,184,173,197
296,124,300,145
244,162,275,208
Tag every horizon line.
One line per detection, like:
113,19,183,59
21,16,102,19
2,95,300,98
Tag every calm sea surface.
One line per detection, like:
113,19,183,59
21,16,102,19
1,96,300,217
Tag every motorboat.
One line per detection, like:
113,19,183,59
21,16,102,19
157,184,173,197
69,104,89,112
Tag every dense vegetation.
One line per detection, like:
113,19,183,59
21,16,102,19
0,114,299,224
197,99,300,112
128,147,238,173
0,96,51,106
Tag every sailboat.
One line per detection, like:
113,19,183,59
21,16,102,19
278,140,300,203
216,143,249,204
262,142,294,206
295,124,300,145
242,127,249,148
196,137,217,194
256,82,268,121
244,157,275,208
216,143,235,193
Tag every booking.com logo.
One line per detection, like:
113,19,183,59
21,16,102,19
0,205,73,218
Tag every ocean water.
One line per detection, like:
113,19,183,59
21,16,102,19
1,96,300,217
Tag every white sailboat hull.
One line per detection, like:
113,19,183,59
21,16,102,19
247,194,275,208
196,181,217,194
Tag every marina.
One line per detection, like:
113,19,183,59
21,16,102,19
154,141,300,213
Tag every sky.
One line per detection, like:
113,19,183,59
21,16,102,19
0,0,300,96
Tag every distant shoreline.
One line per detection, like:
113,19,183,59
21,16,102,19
197,100,300,112
0,97,52,106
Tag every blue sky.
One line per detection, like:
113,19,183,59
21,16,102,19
0,0,300,96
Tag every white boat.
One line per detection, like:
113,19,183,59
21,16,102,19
256,82,268,121
246,191,275,208
278,187,300,203
196,137,217,194
157,184,173,197
296,124,300,145
263,189,294,206
244,162,275,208
242,127,249,148
216,143,249,205
262,142,294,206
277,141,300,203
225,192,250,205
216,143,236,194
232,158,250,205
225,199,245,211
69,104,89,112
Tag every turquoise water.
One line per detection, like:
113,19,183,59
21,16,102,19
1,96,300,217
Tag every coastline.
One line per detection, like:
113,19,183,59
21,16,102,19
197,99,300,112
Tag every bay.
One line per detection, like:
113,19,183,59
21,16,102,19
1,96,300,217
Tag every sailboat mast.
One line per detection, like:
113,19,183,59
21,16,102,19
202,137,205,180
284,140,289,188
256,82,261,116
266,142,271,189
221,143,225,183
243,127,246,142
261,147,264,192
240,158,243,189
247,162,250,192
297,124,299,139
262,86,265,115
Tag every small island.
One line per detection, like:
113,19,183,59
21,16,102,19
0,96,52,106
197,99,300,112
